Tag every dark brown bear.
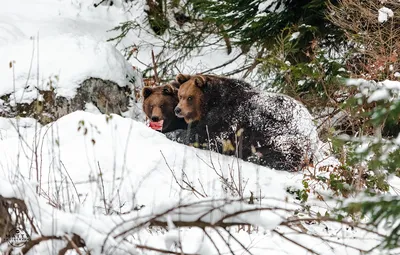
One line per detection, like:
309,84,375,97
142,84,187,133
173,74,320,171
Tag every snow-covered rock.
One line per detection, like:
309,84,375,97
0,35,143,123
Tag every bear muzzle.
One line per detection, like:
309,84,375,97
174,106,183,117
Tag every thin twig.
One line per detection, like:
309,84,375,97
60,161,80,203
160,150,206,198
273,229,318,255
97,162,108,214
136,244,199,255
151,49,160,85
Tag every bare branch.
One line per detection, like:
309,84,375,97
136,244,199,255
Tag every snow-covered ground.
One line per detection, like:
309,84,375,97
0,0,399,254
0,112,387,255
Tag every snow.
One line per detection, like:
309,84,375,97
0,175,290,254
382,79,400,90
346,78,400,102
258,0,285,13
0,0,399,254
368,88,390,102
0,0,251,91
378,7,394,23
289,31,300,41
0,111,389,254
0,111,302,208
0,35,138,103
0,112,327,254
355,142,370,153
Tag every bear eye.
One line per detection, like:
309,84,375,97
188,96,193,101
160,105,164,108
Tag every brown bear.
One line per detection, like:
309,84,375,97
142,84,187,133
173,74,320,171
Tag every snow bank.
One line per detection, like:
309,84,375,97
0,111,386,254
0,0,137,46
0,0,145,107
0,111,303,209
0,111,313,254
0,0,254,88
0,35,138,103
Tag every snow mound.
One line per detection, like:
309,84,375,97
0,0,136,46
0,35,137,104
0,111,305,210
0,111,379,255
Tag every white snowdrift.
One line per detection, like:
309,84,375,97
0,112,385,255
0,179,287,255
0,35,139,104
0,111,303,209
0,0,252,81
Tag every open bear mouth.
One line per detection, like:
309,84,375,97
148,120,164,131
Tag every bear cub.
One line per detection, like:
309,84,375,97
142,84,187,133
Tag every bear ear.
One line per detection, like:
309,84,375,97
162,84,175,95
142,86,153,99
176,74,191,84
194,75,207,88
170,80,181,89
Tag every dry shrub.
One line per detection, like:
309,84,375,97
328,0,400,80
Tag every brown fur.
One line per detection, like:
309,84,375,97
175,77,205,123
142,84,187,133
172,73,318,171
175,74,222,123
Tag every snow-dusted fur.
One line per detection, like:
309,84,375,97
174,75,320,171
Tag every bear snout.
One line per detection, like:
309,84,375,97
174,106,182,116
151,116,161,122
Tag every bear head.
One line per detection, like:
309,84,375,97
174,74,208,124
142,84,185,133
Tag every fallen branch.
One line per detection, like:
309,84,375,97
136,244,199,255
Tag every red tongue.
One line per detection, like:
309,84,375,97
149,120,164,131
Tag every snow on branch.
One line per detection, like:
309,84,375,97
0,178,289,254
0,178,386,255
346,78,400,102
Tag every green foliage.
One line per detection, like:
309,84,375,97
260,24,349,109
331,79,400,250
286,180,309,203
108,0,345,78
339,81,400,175
190,0,343,51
